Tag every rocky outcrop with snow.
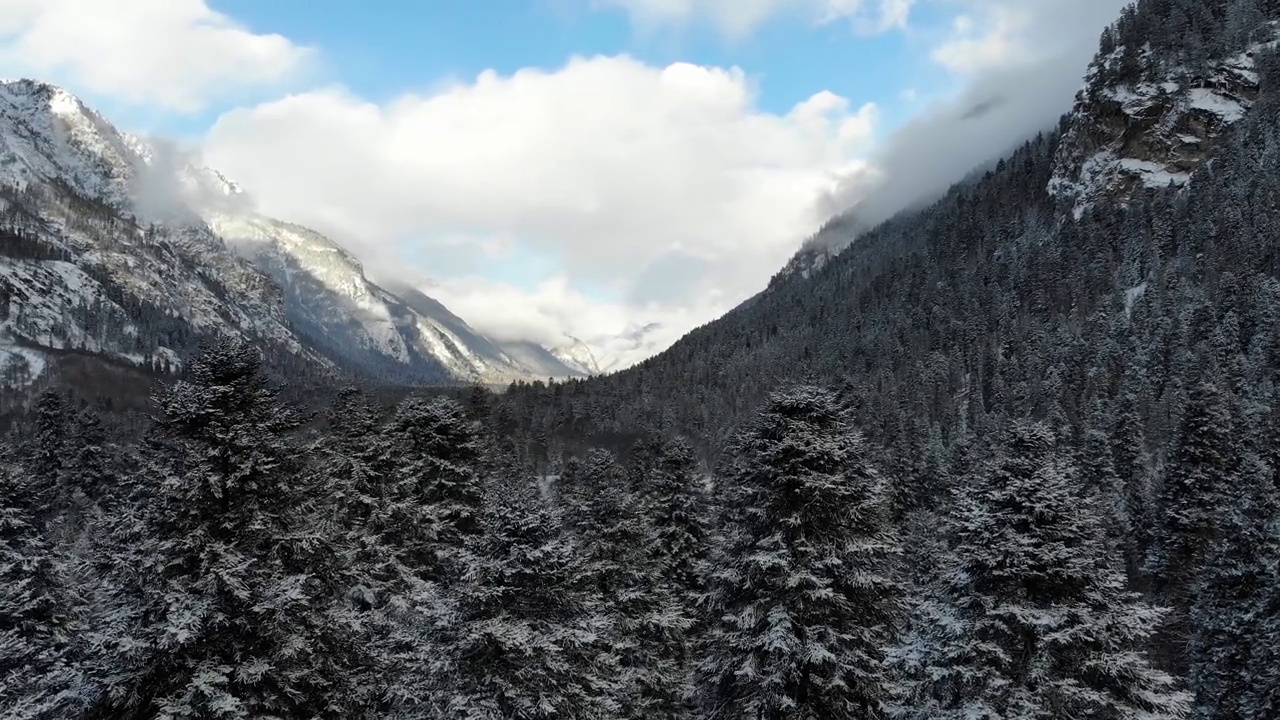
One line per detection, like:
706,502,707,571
0,80,310,388
1049,27,1277,218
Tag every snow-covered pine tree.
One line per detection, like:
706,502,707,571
311,385,390,586
429,480,616,719
634,430,716,717
302,385,403,713
381,394,485,579
636,435,712,611
557,448,667,720
1245,402,1280,717
373,394,489,715
1148,382,1241,662
893,421,1189,720
1078,399,1127,547
0,457,85,719
20,390,70,525
622,436,714,719
693,385,902,720
83,339,364,719
1188,470,1278,720
64,408,114,507
1112,378,1152,581
1239,508,1280,720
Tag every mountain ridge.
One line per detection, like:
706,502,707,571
0,79,590,394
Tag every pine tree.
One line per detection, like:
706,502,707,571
0,460,85,719
632,436,713,719
366,394,493,715
1078,399,1127,546
381,394,485,578
1240,508,1280,720
1112,380,1153,581
428,480,616,719
1188,473,1278,720
557,448,666,719
1149,382,1241,661
84,340,364,719
64,409,114,506
893,422,1189,720
21,390,70,524
694,385,902,720
637,436,712,610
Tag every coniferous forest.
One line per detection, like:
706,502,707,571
5,0,1280,718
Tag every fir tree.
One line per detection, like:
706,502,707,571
694,385,902,720
428,480,616,719
1112,381,1152,581
0,460,85,719
893,422,1189,720
1149,382,1241,661
633,436,713,719
1188,460,1280,720
21,390,70,524
84,340,363,719
1239,509,1280,720
381,394,486,578
558,449,667,719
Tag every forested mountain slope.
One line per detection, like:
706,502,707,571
3,1,1280,718
503,0,1280,460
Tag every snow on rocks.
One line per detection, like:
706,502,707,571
1050,32,1274,218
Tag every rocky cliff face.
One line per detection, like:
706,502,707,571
0,80,311,390
1049,22,1277,218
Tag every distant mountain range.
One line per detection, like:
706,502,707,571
0,79,598,393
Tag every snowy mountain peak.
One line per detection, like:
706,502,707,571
551,336,602,376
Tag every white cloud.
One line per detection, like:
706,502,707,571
816,0,1130,235
203,55,877,368
931,11,1027,74
929,0,1126,75
424,275,696,371
0,0,313,112
594,0,915,38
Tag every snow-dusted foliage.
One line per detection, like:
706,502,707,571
0,461,85,719
79,340,366,718
892,422,1189,720
8,1,1280,719
693,386,902,719
427,481,617,719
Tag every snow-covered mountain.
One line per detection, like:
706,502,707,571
0,79,589,390
550,336,602,376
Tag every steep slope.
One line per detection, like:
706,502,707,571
171,147,588,384
550,337,602,376
0,80,587,392
503,0,1280,454
200,211,587,383
1049,18,1278,217
499,337,601,379
0,82,316,392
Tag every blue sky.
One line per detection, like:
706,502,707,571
177,0,950,138
0,0,1127,366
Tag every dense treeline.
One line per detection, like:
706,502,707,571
14,341,1260,718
